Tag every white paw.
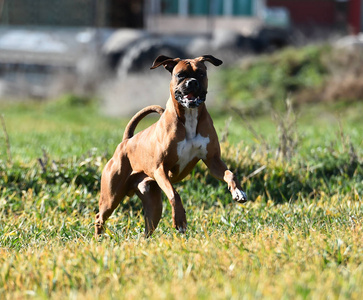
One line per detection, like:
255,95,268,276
178,227,186,234
232,189,247,203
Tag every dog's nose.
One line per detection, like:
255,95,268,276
185,78,199,90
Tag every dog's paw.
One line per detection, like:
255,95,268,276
173,207,187,234
177,225,187,234
174,221,187,234
231,189,247,203
174,217,187,234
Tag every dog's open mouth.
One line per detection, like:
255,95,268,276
176,92,206,109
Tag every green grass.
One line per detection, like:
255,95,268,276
218,45,330,112
1,95,362,161
0,90,362,298
218,44,363,114
1,199,362,299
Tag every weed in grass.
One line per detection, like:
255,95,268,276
0,114,12,164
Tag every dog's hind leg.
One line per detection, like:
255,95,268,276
136,180,163,237
153,166,187,233
95,190,127,237
95,144,132,237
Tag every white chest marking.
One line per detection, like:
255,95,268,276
176,109,210,172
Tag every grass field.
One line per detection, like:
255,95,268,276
1,51,363,299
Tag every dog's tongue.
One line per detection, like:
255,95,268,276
185,93,195,100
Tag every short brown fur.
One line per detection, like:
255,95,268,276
95,55,246,237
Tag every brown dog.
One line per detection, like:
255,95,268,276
95,55,247,237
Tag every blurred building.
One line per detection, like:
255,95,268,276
147,0,362,34
348,0,363,33
0,0,143,28
267,0,362,34
1,0,361,34
146,0,269,35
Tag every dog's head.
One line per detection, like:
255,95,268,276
151,55,222,109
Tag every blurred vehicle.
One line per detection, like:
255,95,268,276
103,6,291,76
102,29,186,77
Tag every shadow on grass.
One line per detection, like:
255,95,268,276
0,146,361,214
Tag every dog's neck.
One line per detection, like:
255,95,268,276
183,108,199,140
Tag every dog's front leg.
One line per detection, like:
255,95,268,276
153,166,187,233
204,156,247,203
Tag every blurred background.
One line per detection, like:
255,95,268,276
0,0,362,115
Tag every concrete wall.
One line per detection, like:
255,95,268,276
146,16,262,35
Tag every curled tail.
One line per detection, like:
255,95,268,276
122,105,164,141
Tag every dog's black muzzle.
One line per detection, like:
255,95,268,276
174,78,206,109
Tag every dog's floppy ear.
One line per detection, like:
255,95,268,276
198,55,223,66
151,55,180,73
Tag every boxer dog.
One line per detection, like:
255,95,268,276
95,55,247,237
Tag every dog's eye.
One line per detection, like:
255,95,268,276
176,73,186,80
